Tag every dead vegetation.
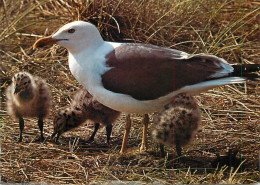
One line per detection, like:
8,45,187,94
0,0,259,184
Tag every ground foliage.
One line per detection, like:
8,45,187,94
0,0,259,184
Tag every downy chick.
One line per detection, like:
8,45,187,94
152,93,201,156
52,89,120,144
6,72,51,142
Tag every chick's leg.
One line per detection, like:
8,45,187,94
87,123,100,142
18,116,24,142
106,124,113,144
37,116,45,142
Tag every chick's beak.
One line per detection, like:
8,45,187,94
51,132,60,143
33,36,65,49
14,87,20,94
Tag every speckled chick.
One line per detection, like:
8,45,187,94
52,89,121,143
152,93,201,156
6,72,51,142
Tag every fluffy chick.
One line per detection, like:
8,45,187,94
52,89,121,144
6,72,51,142
152,93,201,156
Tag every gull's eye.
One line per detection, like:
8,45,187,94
68,29,75,33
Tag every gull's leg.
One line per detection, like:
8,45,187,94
120,114,131,154
140,114,149,152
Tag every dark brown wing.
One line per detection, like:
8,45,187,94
102,43,228,100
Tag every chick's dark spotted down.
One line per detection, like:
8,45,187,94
52,88,121,144
152,93,201,156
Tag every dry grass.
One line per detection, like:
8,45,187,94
0,0,259,184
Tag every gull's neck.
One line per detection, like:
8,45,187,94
68,35,104,55
67,41,121,101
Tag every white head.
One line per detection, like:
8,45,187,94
34,21,104,54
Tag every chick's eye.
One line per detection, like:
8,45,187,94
68,29,75,33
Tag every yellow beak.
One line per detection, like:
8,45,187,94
33,36,65,49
